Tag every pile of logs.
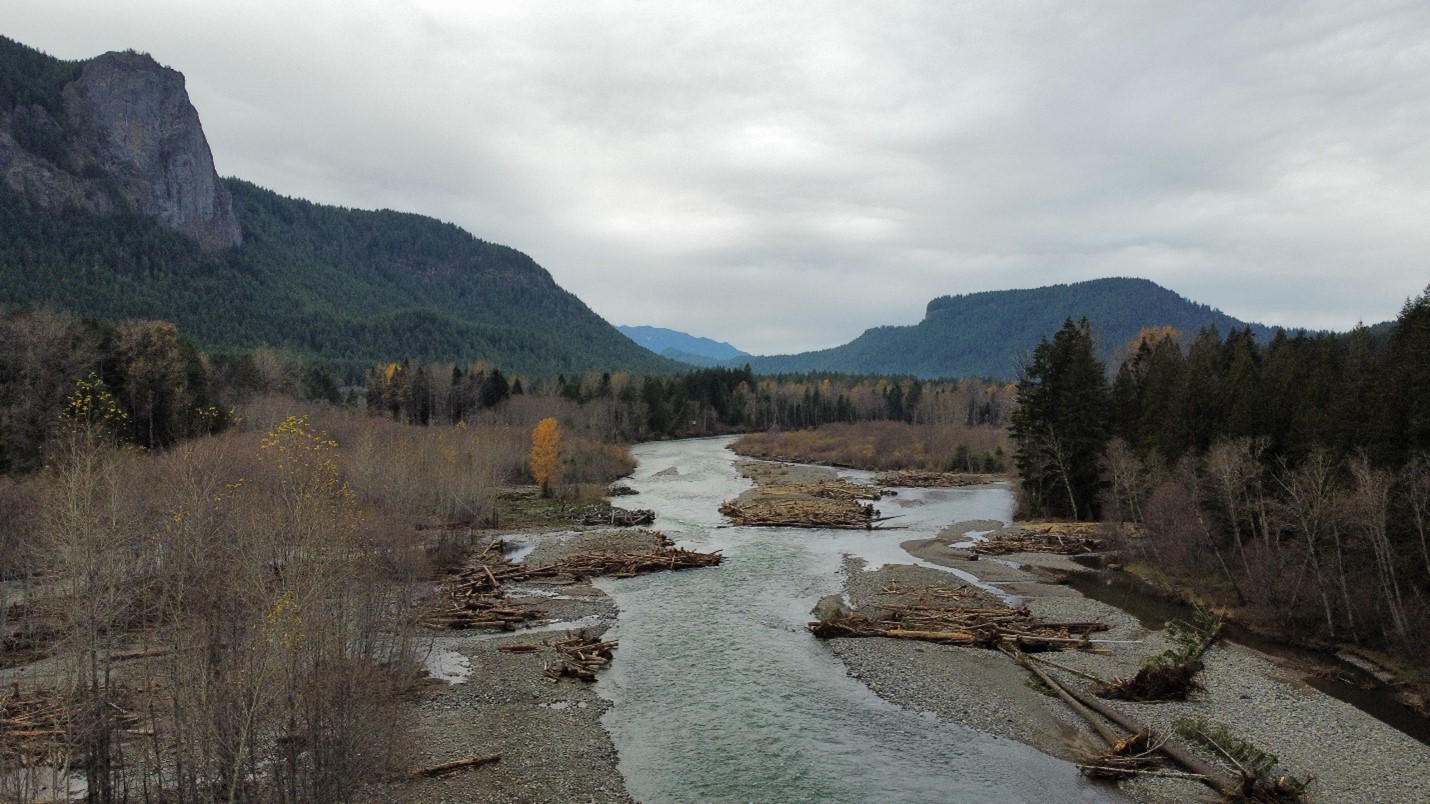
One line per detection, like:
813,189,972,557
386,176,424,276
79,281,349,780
760,480,884,501
719,498,896,529
809,600,1109,652
974,527,1101,555
425,536,722,631
2,690,68,766
424,599,547,631
1,687,139,767
578,508,655,527
525,547,723,579
543,632,618,683
875,470,988,488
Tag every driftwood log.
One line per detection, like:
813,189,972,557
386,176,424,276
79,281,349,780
1004,647,1237,797
383,753,502,781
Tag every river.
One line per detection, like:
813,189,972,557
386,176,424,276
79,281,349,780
595,437,1122,803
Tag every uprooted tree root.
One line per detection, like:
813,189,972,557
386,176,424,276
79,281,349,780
1078,730,1174,780
1095,607,1224,702
1096,661,1206,702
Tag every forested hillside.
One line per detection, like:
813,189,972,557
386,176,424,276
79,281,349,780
0,36,675,377
743,278,1280,379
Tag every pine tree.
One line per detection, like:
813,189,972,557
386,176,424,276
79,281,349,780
1010,318,1110,520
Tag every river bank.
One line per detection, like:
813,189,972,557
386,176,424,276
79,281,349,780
360,528,647,804
827,522,1430,804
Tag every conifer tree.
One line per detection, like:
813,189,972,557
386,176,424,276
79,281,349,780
1010,318,1109,520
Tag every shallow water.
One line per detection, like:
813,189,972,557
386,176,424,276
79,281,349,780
597,437,1123,803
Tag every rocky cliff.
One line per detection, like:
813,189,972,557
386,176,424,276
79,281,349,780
0,42,240,251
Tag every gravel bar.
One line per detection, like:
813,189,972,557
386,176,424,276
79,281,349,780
359,528,641,804
822,525,1430,804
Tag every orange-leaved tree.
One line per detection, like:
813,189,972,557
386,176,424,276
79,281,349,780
530,417,561,495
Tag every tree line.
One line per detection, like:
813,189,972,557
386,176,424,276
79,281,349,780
0,308,228,473
1011,287,1430,655
359,360,1015,443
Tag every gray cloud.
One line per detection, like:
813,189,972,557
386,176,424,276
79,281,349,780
7,0,1429,353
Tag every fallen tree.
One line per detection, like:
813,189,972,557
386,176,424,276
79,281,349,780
1094,607,1224,702
1004,646,1238,797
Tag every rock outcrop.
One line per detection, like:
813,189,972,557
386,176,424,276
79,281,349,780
1,48,240,251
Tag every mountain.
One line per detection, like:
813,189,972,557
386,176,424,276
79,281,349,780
0,36,675,377
740,278,1278,379
618,325,750,367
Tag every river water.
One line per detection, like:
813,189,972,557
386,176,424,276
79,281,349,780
595,437,1121,803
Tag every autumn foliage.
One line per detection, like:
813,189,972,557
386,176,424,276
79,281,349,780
530,417,561,493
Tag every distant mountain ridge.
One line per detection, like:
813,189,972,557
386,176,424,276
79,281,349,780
739,278,1279,379
0,35,675,376
618,325,749,367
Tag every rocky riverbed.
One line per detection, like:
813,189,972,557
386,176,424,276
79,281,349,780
359,529,651,804
829,525,1430,804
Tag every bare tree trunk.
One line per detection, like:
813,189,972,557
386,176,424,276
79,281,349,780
1350,454,1407,641
1275,455,1338,637
1403,454,1430,582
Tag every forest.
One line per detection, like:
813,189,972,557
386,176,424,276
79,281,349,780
1011,287,1430,661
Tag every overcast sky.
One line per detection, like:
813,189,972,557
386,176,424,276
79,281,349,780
7,1,1429,354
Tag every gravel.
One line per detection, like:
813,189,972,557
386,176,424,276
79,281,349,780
823,534,1430,804
359,528,640,804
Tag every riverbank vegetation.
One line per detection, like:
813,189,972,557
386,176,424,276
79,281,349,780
725,377,1015,473
1010,287,1430,671
731,420,1010,473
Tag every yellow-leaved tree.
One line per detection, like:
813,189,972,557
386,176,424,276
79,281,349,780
530,417,561,495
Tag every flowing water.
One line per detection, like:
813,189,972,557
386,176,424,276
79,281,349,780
596,437,1122,803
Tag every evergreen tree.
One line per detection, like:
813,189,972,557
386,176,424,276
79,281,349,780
1010,318,1110,520
1386,286,1430,462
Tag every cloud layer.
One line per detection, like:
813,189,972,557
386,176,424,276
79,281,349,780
8,1,1429,352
